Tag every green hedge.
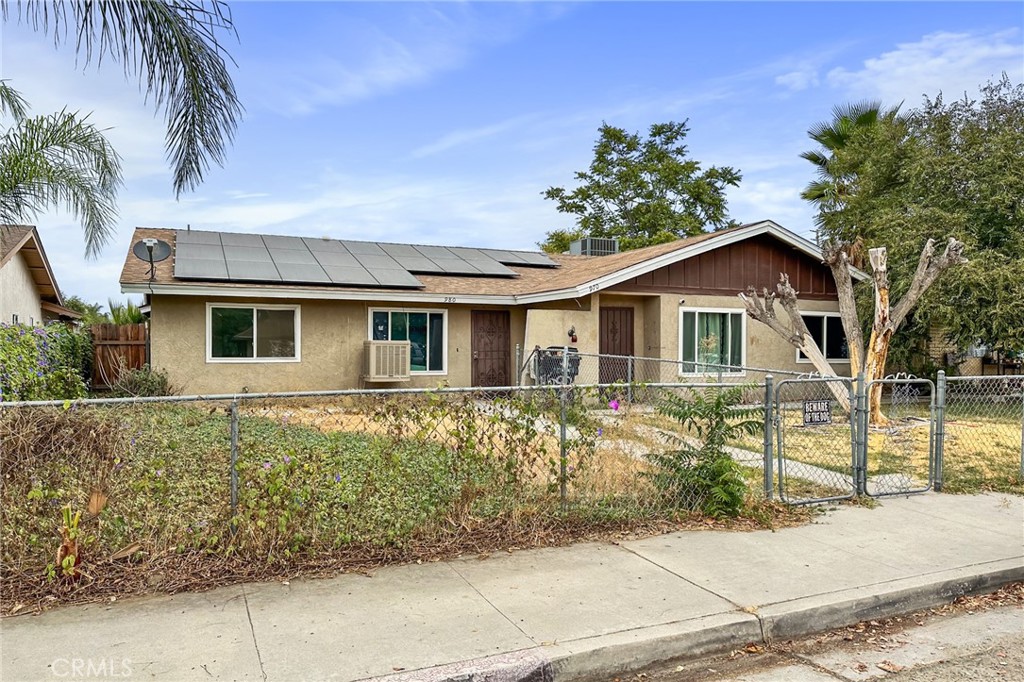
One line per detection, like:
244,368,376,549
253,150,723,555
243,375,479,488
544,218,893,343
0,322,92,401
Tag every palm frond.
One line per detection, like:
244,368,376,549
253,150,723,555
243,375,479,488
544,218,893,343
8,1,242,196
0,80,29,120
0,108,123,256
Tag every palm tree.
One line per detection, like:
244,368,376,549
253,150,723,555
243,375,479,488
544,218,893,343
107,298,146,325
800,101,902,260
2,1,242,198
0,82,121,257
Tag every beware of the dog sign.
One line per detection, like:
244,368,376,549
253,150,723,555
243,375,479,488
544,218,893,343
802,400,832,426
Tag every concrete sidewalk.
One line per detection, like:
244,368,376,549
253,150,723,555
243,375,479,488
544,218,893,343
2,493,1022,682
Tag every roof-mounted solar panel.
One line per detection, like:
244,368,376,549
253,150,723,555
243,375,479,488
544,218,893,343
321,265,379,286
312,251,361,268
515,252,558,267
342,241,386,255
223,244,272,262
303,237,350,253
175,258,229,279
274,262,331,283
171,229,553,289
268,248,318,265
220,232,265,247
225,259,281,281
353,253,403,271
263,235,308,250
372,269,424,288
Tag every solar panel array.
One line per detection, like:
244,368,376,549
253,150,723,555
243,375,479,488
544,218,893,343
172,230,557,288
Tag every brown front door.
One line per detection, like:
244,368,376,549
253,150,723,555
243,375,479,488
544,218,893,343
472,310,511,387
599,307,634,384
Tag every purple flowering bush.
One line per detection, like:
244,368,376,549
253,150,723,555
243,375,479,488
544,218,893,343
0,323,92,401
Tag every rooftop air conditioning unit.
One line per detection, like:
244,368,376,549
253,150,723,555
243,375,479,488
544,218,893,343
363,340,411,382
569,237,619,257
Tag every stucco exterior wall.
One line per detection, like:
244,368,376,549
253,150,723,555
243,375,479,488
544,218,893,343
0,252,43,326
150,296,526,394
151,288,851,394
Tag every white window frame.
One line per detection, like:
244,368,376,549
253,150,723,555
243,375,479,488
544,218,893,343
795,312,850,363
367,308,448,376
678,307,746,376
206,302,301,364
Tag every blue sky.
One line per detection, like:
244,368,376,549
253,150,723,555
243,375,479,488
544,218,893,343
2,1,1022,306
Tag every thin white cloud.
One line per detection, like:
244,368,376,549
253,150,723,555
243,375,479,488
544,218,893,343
411,114,541,159
776,67,820,92
250,4,566,116
827,29,1024,104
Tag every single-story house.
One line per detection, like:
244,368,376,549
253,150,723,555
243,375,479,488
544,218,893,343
1,225,81,326
119,220,857,394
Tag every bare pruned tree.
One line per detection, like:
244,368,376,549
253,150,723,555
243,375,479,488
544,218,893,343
740,237,967,424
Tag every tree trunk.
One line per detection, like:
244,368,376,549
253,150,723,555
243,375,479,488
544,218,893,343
743,237,966,426
739,276,851,411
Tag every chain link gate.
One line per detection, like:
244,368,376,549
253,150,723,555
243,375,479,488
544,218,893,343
863,376,935,497
774,377,857,504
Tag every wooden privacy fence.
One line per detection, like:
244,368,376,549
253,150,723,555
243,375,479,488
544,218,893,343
91,323,148,389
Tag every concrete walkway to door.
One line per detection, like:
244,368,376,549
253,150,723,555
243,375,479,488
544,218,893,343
2,493,1022,682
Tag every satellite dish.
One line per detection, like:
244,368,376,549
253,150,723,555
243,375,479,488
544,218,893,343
132,238,171,281
132,238,171,263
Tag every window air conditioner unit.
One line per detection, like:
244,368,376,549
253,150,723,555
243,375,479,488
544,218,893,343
363,341,411,382
569,237,619,257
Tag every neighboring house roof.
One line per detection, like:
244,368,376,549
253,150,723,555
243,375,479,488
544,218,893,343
120,220,864,305
1,225,79,317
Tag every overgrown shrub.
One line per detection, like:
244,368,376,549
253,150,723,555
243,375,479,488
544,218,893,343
0,323,92,401
644,385,761,517
109,365,175,397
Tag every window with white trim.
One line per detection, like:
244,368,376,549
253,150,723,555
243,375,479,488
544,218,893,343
679,309,744,374
369,309,446,373
797,313,849,361
207,304,299,362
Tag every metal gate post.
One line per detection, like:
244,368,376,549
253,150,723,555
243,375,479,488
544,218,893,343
559,346,569,510
229,399,239,533
763,375,774,500
626,357,634,404
855,372,867,496
1015,385,1024,475
934,371,946,492
514,344,522,386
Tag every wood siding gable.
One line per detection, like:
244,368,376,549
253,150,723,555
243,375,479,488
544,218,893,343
608,234,838,300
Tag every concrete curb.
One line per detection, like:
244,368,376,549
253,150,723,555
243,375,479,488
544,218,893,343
364,558,1024,682
547,611,762,681
757,557,1024,643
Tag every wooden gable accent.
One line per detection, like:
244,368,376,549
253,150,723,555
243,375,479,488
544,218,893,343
608,234,838,300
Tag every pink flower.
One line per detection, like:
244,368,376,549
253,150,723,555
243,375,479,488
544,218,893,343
263,462,272,470
609,399,620,412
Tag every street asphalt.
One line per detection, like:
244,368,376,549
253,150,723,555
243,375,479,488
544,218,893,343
2,493,1022,682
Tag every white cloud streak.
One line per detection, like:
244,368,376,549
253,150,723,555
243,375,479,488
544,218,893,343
828,29,1024,104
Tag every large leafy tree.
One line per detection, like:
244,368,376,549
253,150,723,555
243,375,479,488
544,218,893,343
539,121,742,253
62,295,107,325
823,76,1024,361
0,82,121,256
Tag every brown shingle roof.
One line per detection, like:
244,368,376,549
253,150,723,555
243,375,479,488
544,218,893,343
0,225,33,263
119,224,759,299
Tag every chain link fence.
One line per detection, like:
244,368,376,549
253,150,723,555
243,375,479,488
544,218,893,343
3,355,1020,604
864,378,935,497
519,346,814,389
941,375,1024,494
774,377,856,505
1,376,796,593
